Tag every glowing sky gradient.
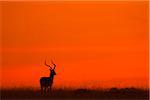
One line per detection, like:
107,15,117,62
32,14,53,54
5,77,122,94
1,1,149,89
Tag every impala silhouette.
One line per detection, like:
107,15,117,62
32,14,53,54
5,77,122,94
40,60,56,93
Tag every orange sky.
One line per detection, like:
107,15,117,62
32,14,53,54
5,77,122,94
1,1,149,89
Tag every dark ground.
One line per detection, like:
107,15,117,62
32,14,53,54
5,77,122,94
0,88,149,100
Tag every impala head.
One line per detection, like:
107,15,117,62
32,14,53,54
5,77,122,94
45,59,56,76
50,69,56,76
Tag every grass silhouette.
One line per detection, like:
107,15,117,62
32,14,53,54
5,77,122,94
1,87,149,99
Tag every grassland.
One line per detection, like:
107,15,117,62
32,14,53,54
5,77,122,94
0,87,149,99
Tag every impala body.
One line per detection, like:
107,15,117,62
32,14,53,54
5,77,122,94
40,60,56,93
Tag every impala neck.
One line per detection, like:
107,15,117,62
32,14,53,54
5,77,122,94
50,75,54,79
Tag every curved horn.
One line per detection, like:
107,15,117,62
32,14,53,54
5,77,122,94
45,60,52,69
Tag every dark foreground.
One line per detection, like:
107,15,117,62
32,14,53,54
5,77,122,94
0,88,149,100
2,99,149,100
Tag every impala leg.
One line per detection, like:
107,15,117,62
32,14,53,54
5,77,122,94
49,83,53,94
47,87,50,93
44,87,46,93
49,86,52,95
40,85,43,94
49,86,52,92
41,86,42,91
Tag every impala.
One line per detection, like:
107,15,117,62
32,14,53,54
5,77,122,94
40,60,56,93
